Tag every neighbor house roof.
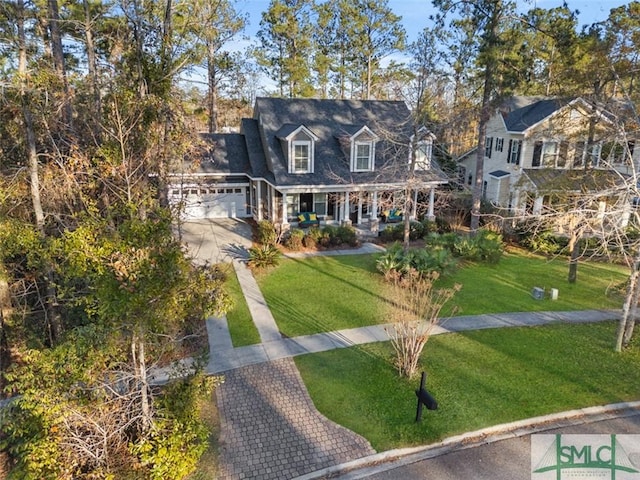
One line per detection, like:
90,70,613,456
521,168,628,193
504,98,574,132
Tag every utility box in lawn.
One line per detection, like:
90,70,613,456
531,287,545,300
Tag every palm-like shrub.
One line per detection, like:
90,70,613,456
247,244,281,269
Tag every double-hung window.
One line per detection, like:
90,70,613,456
356,143,372,170
293,141,311,173
507,139,522,165
415,141,432,170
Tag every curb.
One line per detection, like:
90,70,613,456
293,401,640,480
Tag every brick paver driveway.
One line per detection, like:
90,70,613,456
216,358,375,479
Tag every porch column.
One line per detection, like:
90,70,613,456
427,188,435,220
342,192,349,222
372,192,378,219
357,192,363,225
282,193,289,225
412,189,418,220
257,182,263,221
249,182,254,218
270,187,277,221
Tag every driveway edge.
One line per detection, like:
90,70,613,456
294,401,640,480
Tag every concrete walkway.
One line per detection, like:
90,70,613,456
202,237,625,480
207,308,621,374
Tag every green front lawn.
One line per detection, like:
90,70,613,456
296,322,640,451
256,254,393,338
257,249,627,337
438,249,626,316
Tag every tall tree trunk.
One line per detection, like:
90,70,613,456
0,277,12,393
132,334,152,432
471,81,491,232
616,255,640,351
207,43,218,134
83,0,101,137
18,0,62,345
48,0,73,129
567,233,580,284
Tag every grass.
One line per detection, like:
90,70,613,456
256,248,628,337
295,322,640,451
256,254,392,338
223,264,261,347
438,248,627,316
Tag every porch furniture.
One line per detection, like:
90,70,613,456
297,212,320,228
381,209,403,223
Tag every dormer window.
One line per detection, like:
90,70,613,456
277,124,318,174
348,126,378,172
293,141,311,172
355,142,372,170
415,140,433,170
411,127,435,171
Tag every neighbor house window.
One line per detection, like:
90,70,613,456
601,141,625,164
542,141,558,166
485,137,493,158
507,139,522,165
573,141,585,167
495,138,504,152
293,141,311,173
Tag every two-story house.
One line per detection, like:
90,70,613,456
458,96,637,219
169,98,447,229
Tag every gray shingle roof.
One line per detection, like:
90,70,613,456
241,119,275,182
190,133,250,175
504,98,574,132
253,97,445,187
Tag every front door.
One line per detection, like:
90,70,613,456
299,193,313,213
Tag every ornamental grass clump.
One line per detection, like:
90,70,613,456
385,269,461,378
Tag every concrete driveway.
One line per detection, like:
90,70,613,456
177,218,253,265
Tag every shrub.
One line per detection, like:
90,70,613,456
256,220,277,246
409,221,425,241
336,225,358,246
247,244,281,269
474,229,504,263
285,228,305,251
302,234,318,249
520,229,568,255
376,242,457,280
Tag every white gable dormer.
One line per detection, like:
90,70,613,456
276,124,319,174
349,126,379,172
411,127,436,171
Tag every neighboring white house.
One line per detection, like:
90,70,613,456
169,98,446,228
458,96,638,220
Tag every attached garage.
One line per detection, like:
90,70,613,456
172,185,251,219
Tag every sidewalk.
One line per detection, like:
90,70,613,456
206,307,621,374
206,241,626,480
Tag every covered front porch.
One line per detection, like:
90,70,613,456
250,181,437,231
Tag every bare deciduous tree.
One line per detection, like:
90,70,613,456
385,270,461,378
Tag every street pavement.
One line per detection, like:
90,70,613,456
346,413,640,480
178,219,639,480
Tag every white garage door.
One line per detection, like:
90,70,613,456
180,187,249,219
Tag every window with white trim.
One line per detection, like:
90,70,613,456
292,141,311,173
313,193,327,215
352,141,375,171
415,141,432,170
